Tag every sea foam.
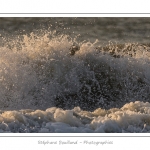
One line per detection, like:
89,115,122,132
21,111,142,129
0,31,150,132
0,101,150,133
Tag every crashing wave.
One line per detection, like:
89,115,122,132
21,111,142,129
0,32,150,111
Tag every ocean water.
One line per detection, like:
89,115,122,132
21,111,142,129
0,17,150,133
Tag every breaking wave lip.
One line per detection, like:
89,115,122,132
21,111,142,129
0,31,150,132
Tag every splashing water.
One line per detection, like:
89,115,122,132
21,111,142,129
0,30,150,132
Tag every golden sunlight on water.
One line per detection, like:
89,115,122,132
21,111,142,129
0,18,150,132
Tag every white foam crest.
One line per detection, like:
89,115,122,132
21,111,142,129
0,101,150,132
